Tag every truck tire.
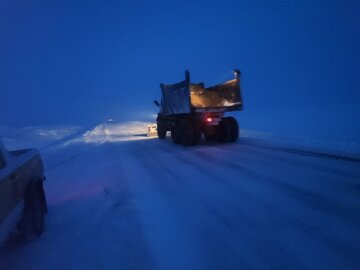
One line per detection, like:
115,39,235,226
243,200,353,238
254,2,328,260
17,179,47,239
157,122,166,139
227,117,239,143
171,121,182,144
218,118,232,143
193,120,202,145
181,119,194,146
170,128,176,142
218,117,239,143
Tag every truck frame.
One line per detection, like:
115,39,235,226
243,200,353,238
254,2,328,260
154,70,243,146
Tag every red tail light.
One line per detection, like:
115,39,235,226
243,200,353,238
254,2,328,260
206,117,213,122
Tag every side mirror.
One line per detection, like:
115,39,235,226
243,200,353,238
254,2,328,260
154,100,160,107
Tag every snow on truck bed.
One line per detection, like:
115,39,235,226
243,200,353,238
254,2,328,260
0,121,359,270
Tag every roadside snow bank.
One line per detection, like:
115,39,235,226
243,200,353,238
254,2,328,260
1,122,359,160
68,121,152,145
241,129,360,160
0,125,81,150
0,121,154,151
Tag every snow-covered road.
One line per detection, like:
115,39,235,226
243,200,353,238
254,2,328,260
1,124,360,270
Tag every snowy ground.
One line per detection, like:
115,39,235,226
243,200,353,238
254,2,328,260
0,121,359,270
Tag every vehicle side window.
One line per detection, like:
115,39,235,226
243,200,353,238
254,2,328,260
0,151,6,169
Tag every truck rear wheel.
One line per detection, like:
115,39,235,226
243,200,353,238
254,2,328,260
193,120,202,145
227,117,239,143
157,122,166,139
171,121,182,144
217,117,239,143
218,118,232,143
180,119,194,146
17,180,47,239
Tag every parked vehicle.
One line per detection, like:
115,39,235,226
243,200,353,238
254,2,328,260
147,123,158,137
154,70,243,146
0,140,47,246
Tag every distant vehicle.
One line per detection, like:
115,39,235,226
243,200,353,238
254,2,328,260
147,123,158,137
154,70,243,146
0,140,47,246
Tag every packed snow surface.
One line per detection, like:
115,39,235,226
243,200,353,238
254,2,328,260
0,121,359,270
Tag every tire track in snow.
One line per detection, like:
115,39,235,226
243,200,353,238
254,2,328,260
118,153,210,270
237,139,360,163
191,147,360,227
175,145,360,265
130,140,307,269
126,141,273,269
226,142,360,182
203,144,360,212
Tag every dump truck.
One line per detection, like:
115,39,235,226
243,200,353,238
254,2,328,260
0,140,47,246
154,70,243,146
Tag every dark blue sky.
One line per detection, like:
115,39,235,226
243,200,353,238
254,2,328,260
1,0,359,141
